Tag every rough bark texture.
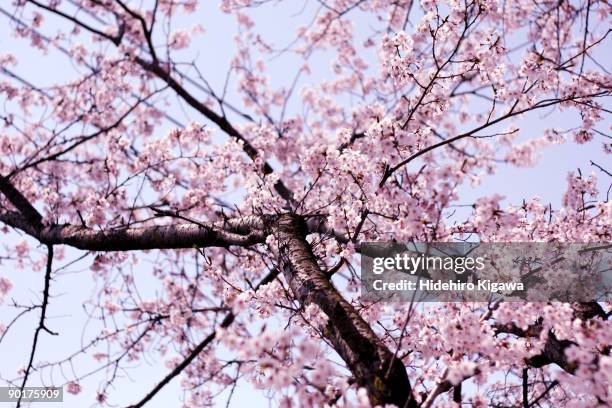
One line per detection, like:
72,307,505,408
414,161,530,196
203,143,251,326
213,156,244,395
0,176,43,228
0,211,267,251
496,302,607,374
276,214,416,407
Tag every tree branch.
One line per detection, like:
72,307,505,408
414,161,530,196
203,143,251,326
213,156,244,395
134,57,295,204
25,0,123,45
0,176,43,229
125,268,279,407
0,212,268,251
16,245,57,408
379,92,610,186
276,214,416,407
125,313,235,408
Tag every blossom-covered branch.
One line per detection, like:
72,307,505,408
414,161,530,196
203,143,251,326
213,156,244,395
0,0,609,407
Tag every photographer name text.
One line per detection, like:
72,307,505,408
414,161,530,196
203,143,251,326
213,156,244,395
371,279,524,292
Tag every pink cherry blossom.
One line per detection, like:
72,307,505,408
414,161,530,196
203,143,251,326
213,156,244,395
66,382,81,395
0,1,609,407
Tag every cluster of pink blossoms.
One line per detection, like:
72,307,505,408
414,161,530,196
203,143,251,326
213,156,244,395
0,0,609,407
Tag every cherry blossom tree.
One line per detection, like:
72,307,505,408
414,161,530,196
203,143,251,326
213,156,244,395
0,0,610,407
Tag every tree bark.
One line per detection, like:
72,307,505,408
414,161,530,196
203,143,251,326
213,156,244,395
0,211,267,251
276,214,416,407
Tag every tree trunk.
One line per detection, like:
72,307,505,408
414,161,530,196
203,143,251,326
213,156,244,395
276,214,416,407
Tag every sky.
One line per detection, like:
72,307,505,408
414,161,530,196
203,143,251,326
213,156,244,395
0,1,609,407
